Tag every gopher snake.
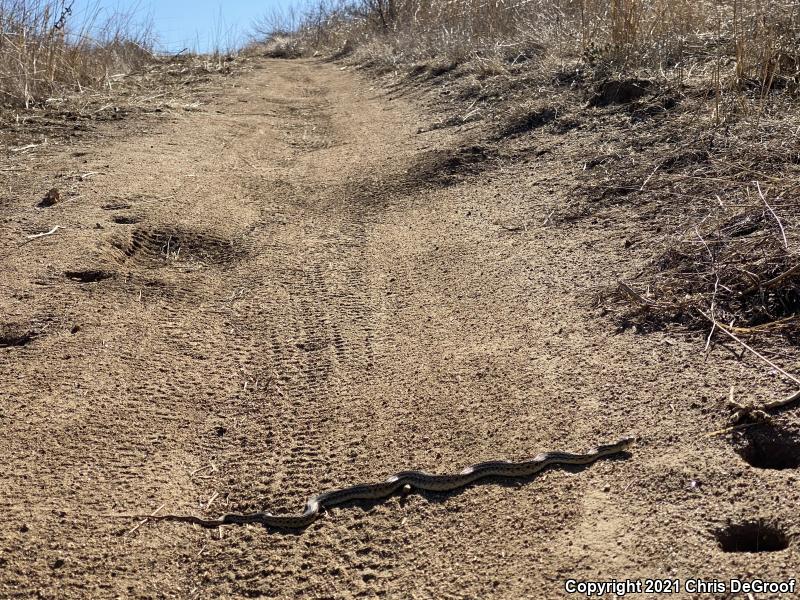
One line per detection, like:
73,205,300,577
121,437,634,529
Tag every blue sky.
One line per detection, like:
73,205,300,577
74,1,299,52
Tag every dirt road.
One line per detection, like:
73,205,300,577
2,59,798,598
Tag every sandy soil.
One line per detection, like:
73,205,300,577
1,58,798,599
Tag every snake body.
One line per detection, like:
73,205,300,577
128,436,634,529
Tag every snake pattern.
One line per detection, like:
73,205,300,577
124,436,634,529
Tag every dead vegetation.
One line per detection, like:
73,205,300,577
285,0,800,99
590,100,800,341
605,197,800,340
0,0,156,108
255,0,800,345
260,35,304,59
1,50,247,151
0,1,248,149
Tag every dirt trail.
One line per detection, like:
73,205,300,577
2,59,798,598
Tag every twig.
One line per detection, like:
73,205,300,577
639,163,661,191
190,462,217,477
698,309,800,386
706,421,759,438
716,316,797,335
695,225,719,351
759,387,800,411
204,492,219,510
618,281,650,306
741,262,800,296
20,226,61,245
755,180,787,250
709,157,778,182
124,503,166,537
9,141,44,153
91,104,114,115
26,225,61,239
729,388,800,425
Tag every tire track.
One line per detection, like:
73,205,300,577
182,64,415,594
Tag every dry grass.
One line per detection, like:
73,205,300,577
290,0,799,96
266,0,800,344
597,111,800,341
1,49,249,151
0,0,156,108
260,35,304,59
1,2,250,150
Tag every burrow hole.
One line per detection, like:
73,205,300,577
715,521,789,553
734,426,800,470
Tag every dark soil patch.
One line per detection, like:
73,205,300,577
589,79,651,107
37,188,61,208
111,214,142,225
0,324,37,347
427,61,459,78
499,106,557,137
64,269,116,283
411,144,494,186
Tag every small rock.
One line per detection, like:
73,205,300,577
52,558,65,569
37,188,61,208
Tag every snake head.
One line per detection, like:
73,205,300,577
596,436,636,454
617,435,637,450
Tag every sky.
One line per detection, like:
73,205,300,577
73,0,300,53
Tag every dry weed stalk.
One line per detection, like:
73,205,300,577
0,0,156,108
268,0,800,100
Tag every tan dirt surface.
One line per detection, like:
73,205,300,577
2,59,798,598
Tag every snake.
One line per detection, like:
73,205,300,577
121,436,634,529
